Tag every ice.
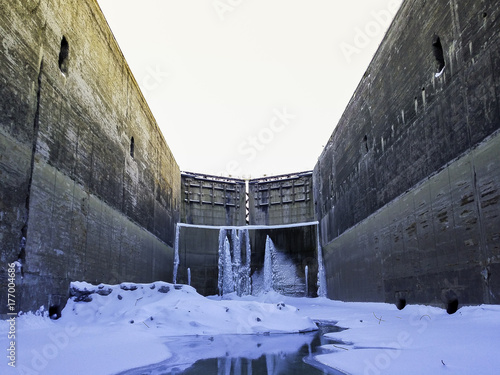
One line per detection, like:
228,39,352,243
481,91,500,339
187,267,191,286
217,228,227,294
263,235,275,293
316,227,327,297
173,224,180,284
222,236,235,295
435,66,445,77
240,228,252,296
305,265,309,297
217,227,252,297
231,228,241,295
184,222,318,297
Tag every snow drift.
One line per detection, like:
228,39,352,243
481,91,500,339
63,281,318,335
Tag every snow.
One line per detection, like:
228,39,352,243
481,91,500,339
239,293,500,375
435,66,445,78
1,283,500,375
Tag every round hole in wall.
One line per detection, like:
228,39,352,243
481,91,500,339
446,298,459,314
482,12,488,18
396,298,407,310
49,304,61,320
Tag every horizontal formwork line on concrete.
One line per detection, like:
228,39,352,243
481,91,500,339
177,221,319,230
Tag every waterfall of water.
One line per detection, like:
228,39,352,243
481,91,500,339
263,235,274,293
187,268,191,286
316,226,327,297
173,224,180,284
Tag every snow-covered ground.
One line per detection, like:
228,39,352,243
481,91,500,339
253,293,500,375
1,282,499,375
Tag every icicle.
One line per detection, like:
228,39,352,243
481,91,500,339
237,228,252,296
232,229,241,268
243,228,252,295
265,354,276,375
305,265,309,297
223,236,234,295
218,228,227,295
187,268,191,286
233,357,242,375
263,235,274,293
232,229,241,296
173,224,180,284
316,226,327,297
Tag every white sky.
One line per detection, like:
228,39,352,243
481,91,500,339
97,0,402,178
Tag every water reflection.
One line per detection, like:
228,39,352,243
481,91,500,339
116,323,343,375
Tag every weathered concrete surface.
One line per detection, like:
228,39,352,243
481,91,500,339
323,131,500,306
0,0,180,312
249,172,314,225
314,0,500,307
181,172,246,226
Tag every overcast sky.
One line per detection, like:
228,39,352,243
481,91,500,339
97,0,402,178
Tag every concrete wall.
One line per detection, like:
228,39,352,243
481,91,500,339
249,172,314,225
0,0,180,312
181,172,246,226
314,0,500,308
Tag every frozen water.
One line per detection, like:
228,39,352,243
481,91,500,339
305,265,309,297
173,224,180,284
316,227,327,297
217,228,227,294
231,228,241,295
243,229,252,294
217,227,252,296
236,228,252,296
116,331,331,375
222,236,234,295
263,235,275,293
187,268,191,286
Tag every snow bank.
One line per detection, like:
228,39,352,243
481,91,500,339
64,281,317,335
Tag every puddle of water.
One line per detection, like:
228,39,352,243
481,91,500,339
116,322,346,375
